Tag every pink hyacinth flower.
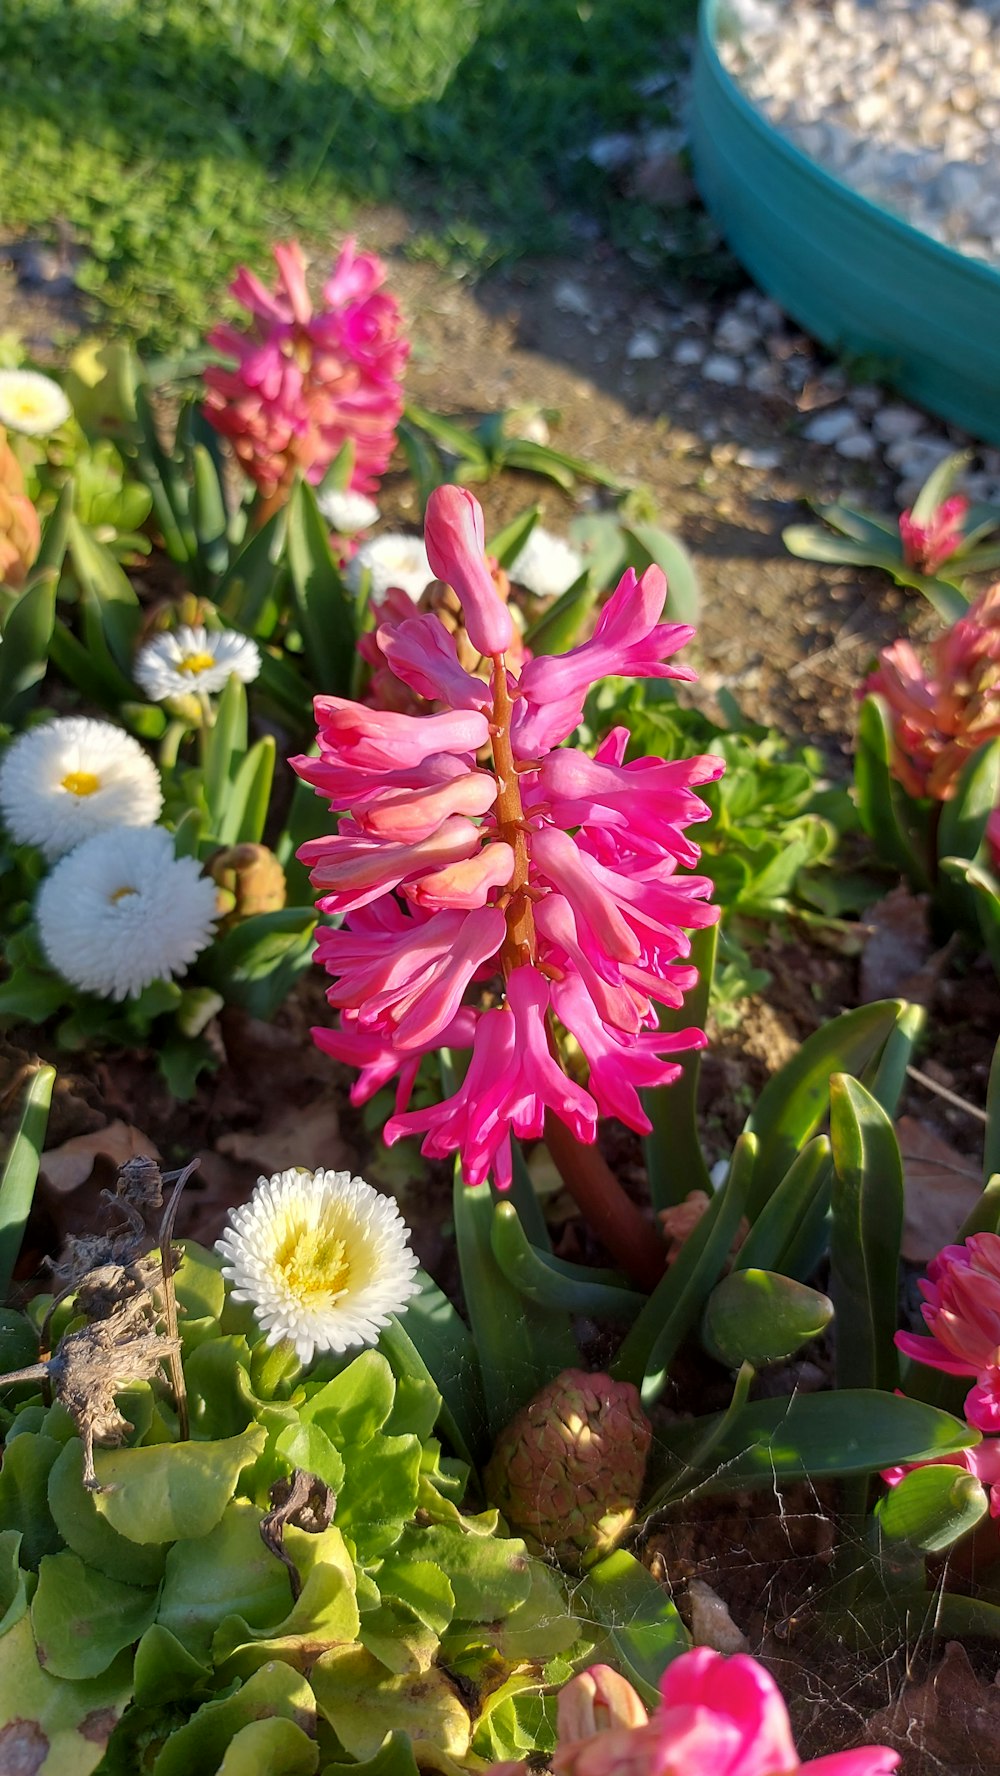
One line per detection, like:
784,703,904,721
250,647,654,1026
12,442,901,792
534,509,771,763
988,805,1000,872
898,493,969,576
896,1232,1000,1431
291,484,722,1189
548,1650,899,1776
866,580,1000,800
204,237,409,503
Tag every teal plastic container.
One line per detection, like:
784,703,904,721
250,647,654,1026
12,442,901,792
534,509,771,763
691,0,1000,444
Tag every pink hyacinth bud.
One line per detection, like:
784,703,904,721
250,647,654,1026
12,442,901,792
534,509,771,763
988,806,1000,872
898,494,969,576
424,485,514,658
557,1667,649,1746
896,1232,1000,1432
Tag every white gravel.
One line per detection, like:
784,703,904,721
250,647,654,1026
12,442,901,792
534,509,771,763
719,0,1000,267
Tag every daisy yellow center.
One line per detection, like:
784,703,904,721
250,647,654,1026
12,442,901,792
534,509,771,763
274,1219,351,1304
109,885,139,903
178,650,217,676
61,770,100,798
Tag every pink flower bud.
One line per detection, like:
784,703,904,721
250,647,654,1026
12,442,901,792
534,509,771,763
557,1667,649,1745
424,486,514,658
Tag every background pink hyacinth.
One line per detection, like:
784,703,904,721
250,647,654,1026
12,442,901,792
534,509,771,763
204,237,409,504
292,483,723,1191
866,581,1000,800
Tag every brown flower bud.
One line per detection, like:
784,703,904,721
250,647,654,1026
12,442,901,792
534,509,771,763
208,843,287,925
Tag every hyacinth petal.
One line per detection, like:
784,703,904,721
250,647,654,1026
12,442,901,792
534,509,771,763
377,612,492,710
311,697,489,770
405,841,516,909
658,1648,799,1776
356,770,497,841
805,1754,901,1776
424,485,514,658
301,815,483,914
894,1330,975,1374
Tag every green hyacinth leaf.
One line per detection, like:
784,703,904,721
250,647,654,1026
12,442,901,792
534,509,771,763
30,1551,156,1680
579,1549,690,1708
657,1391,976,1496
91,1424,265,1543
745,998,905,1212
875,1463,987,1555
701,1270,834,1369
829,1075,904,1393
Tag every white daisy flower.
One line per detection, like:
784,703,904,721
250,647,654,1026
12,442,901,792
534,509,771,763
0,369,72,437
134,625,261,702
0,717,163,861
216,1168,421,1365
346,532,435,603
509,526,585,600
317,489,380,534
37,826,218,1001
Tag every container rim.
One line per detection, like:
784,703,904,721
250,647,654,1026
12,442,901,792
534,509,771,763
698,0,1000,294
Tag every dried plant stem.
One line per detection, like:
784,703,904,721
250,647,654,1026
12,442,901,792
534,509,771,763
157,1159,200,1441
543,1112,666,1292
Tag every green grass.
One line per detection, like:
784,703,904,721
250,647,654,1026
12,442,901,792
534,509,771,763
1,0,696,352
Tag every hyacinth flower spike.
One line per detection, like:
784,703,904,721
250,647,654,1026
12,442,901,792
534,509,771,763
293,484,722,1282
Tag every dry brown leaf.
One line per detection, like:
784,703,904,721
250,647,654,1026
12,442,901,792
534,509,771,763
40,1121,162,1195
867,1640,1000,1768
898,1113,983,1264
217,1091,349,1180
860,885,943,1005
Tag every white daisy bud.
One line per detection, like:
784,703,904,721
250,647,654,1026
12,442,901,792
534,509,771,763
510,527,585,600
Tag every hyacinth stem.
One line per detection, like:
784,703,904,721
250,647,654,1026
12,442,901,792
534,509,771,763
543,1112,667,1292
490,654,537,973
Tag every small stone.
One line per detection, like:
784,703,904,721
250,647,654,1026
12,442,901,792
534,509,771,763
587,132,637,171
714,312,759,355
803,407,858,444
687,1580,750,1654
702,353,743,386
736,445,782,469
626,328,662,361
553,280,592,318
835,429,876,460
746,361,781,394
672,338,705,367
872,404,925,442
